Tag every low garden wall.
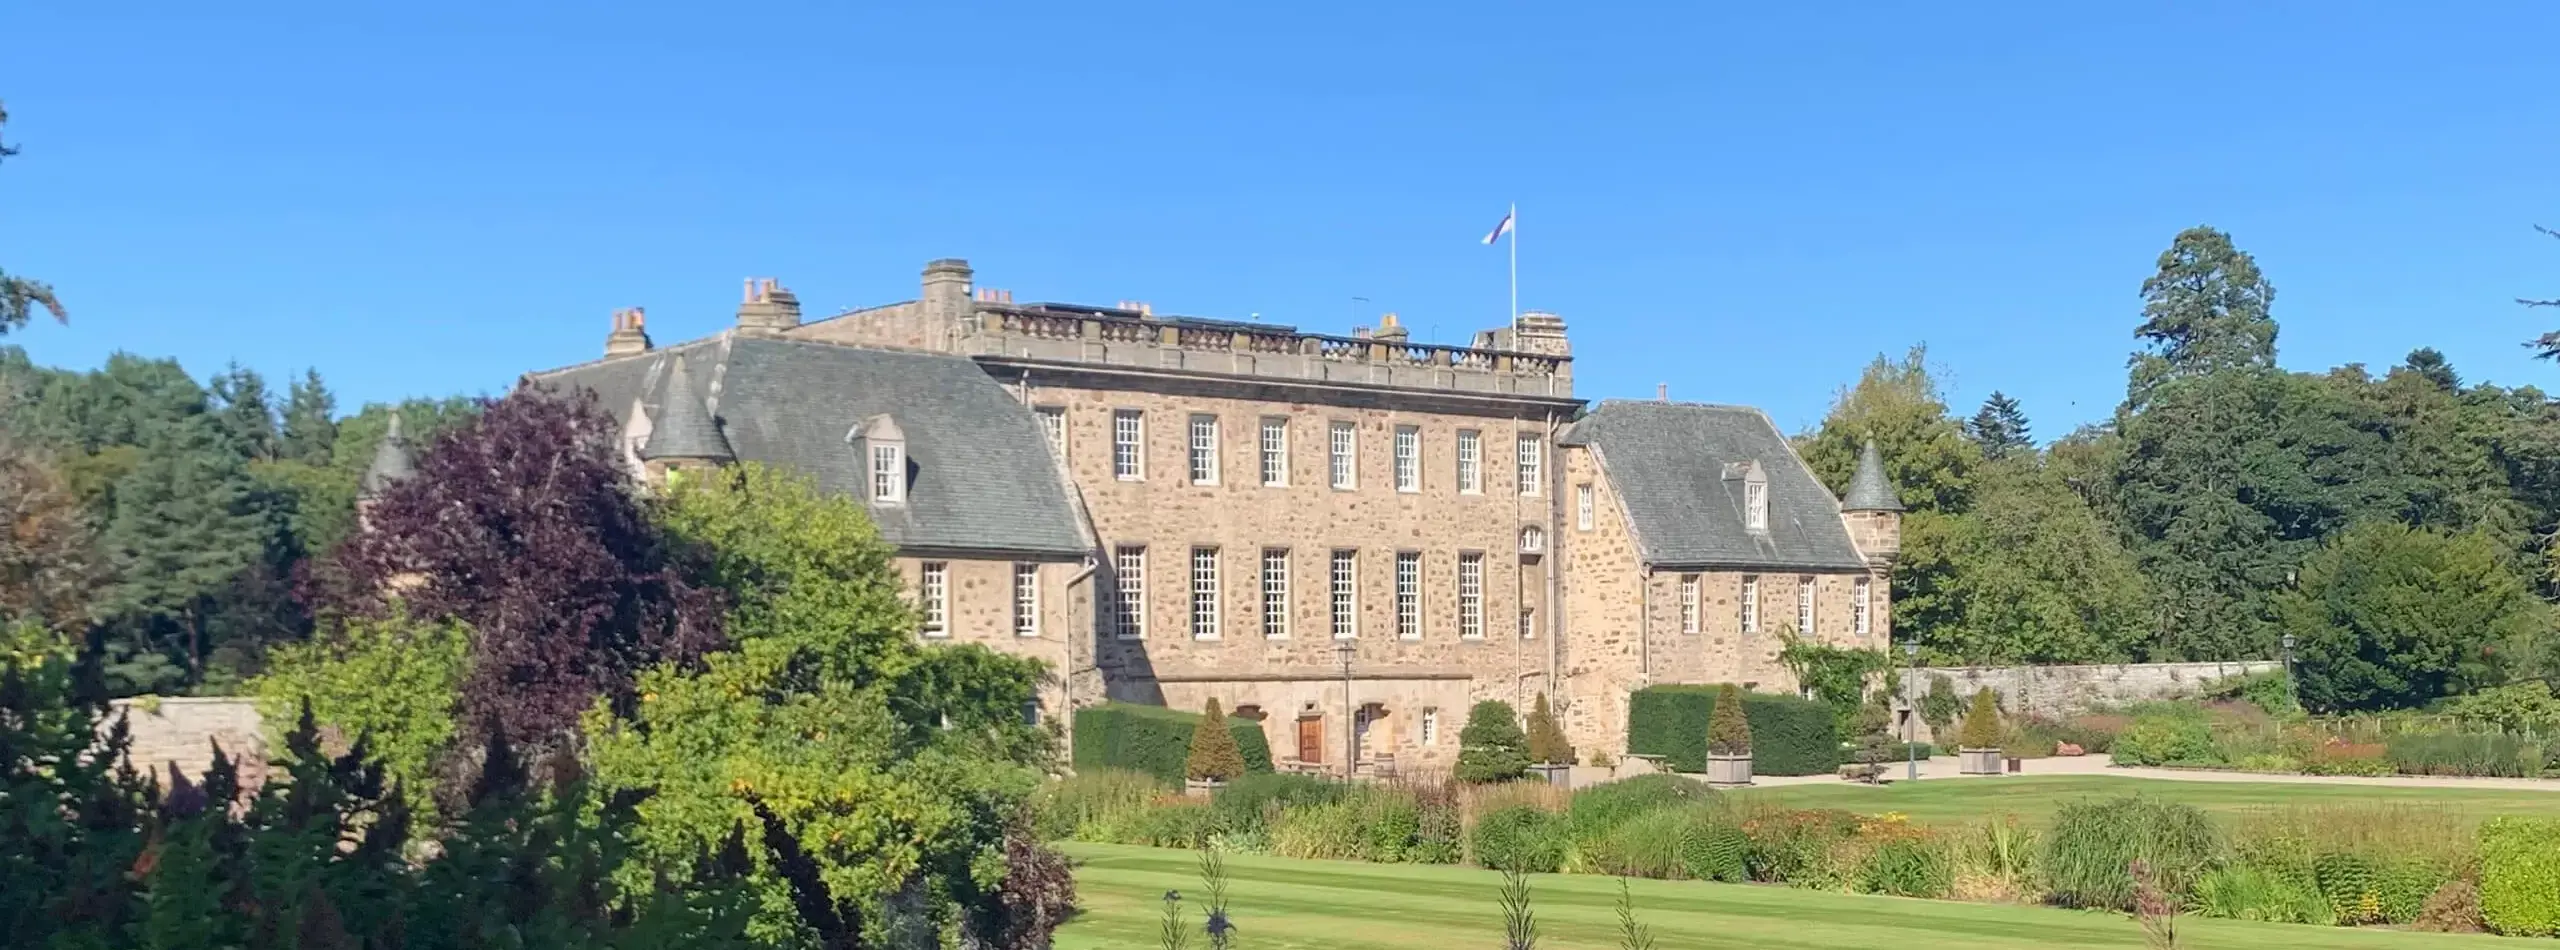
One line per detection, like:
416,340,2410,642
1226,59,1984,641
106,696,269,787
1903,660,2278,743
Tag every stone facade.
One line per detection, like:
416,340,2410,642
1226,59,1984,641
555,258,1900,771
108,697,269,789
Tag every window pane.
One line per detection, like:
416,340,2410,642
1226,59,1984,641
1457,430,1481,493
1113,410,1144,479
1458,554,1484,639
1395,552,1421,640
1680,575,1700,635
921,562,948,637
1189,415,1219,484
1262,549,1290,639
1577,484,1594,530
1741,575,1759,633
1330,550,1357,639
1036,407,1066,459
1114,546,1147,639
1393,426,1419,492
1329,421,1356,489
1191,547,1220,640
1260,419,1288,486
1516,436,1541,495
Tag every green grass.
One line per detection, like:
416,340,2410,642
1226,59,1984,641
1728,775,2560,826
1055,842,2500,949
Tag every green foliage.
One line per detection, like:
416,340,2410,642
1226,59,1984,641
2109,708,2220,767
1587,807,1693,879
1736,809,1862,887
1524,692,1574,766
1678,813,1751,883
2276,521,2548,712
1075,702,1275,785
1799,344,1979,516
1204,772,1342,848
1919,675,1963,736
2385,731,2546,778
1857,833,1954,898
1035,768,1166,841
1456,700,1531,784
1625,685,1839,775
1775,635,1885,733
1470,804,1566,873
249,611,467,815
1966,391,2033,459
1957,688,2001,750
2480,817,2560,936
1186,698,1249,782
2040,796,2220,911
1707,684,1752,756
1895,457,2152,663
1566,775,1713,842
2202,670,2300,716
2128,225,2279,402
2442,681,2560,733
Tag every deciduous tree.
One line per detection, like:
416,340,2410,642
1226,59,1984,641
2275,521,2549,712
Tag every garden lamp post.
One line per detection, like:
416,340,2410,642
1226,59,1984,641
2280,633,2296,684
1903,641,1920,782
1336,641,1356,779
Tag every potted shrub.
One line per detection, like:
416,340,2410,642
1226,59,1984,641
1185,698,1247,796
1524,692,1576,787
1958,687,2004,775
1705,684,1754,787
1455,699,1531,784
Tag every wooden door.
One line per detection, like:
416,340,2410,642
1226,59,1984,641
1297,716,1324,764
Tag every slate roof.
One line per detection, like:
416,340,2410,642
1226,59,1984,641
361,414,416,494
531,335,1091,557
1842,439,1903,512
1562,400,1868,571
639,356,732,462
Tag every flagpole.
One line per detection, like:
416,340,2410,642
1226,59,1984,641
1508,202,1519,340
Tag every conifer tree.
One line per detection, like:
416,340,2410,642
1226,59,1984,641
1524,692,1574,766
1185,698,1247,782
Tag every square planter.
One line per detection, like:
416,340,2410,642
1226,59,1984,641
1958,748,2004,776
1529,763,1572,788
1705,753,1754,787
1183,778,1226,798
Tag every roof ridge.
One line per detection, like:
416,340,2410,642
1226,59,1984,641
1595,397,1764,411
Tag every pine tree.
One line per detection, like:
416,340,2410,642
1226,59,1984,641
1185,698,1246,782
1965,391,2032,459
1524,692,1574,766
97,416,278,687
279,369,338,466
2127,226,2277,406
210,363,277,460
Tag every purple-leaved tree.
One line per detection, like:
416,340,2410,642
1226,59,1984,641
323,385,722,747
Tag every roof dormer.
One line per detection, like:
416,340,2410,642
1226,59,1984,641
853,413,909,506
1724,459,1770,533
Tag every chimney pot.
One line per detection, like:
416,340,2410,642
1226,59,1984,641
1657,383,1668,402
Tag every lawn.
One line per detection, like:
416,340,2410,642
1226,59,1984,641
1728,775,2560,826
1054,842,2501,949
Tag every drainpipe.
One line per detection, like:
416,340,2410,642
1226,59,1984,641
1544,410,1564,730
1062,556,1097,729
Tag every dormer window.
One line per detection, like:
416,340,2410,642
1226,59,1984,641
857,414,908,505
1745,475,1768,532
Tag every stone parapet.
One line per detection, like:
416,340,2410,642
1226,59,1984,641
962,306,1573,399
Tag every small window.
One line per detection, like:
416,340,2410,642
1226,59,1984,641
1854,576,1873,638
1261,549,1290,639
1113,410,1144,480
1260,417,1288,487
1329,421,1358,489
870,443,905,504
1189,414,1220,485
1741,575,1760,634
1456,430,1482,493
1393,426,1420,493
1797,576,1815,636
1519,606,1534,641
1519,526,1545,555
1515,435,1542,496
920,562,948,638
1394,552,1422,640
1421,707,1440,746
1330,550,1358,639
1114,546,1147,639
1679,574,1700,635
1744,476,1768,533
1458,553,1485,640
1035,406,1066,460
1191,547,1221,640
1023,700,1042,726
1576,483,1594,531
1014,563,1040,638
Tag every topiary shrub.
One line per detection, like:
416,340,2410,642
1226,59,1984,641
1626,685,1839,775
1456,700,1531,784
1470,804,1566,873
2041,795,2221,910
1186,698,1249,782
1957,687,2002,750
1073,702,1273,784
1525,692,1575,766
2480,817,2560,936
1709,684,1753,756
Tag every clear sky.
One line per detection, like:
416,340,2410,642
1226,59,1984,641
6,3,2557,436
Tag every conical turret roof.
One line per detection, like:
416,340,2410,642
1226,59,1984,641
641,356,732,462
361,414,416,495
1841,438,1903,512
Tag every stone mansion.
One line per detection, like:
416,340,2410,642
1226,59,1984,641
518,259,1903,771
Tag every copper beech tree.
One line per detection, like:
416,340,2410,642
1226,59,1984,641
323,385,723,748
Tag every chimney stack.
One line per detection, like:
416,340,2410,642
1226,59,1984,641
1373,312,1409,343
734,278,803,337
922,259,974,346
605,307,653,357
1657,383,1668,402
1513,310,1570,357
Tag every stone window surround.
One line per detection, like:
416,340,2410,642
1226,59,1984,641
1114,545,1147,639
920,561,948,637
1796,576,1815,636
1456,429,1483,494
1329,420,1358,490
1013,562,1039,637
1330,549,1358,639
1853,575,1873,637
1679,573,1701,635
1515,435,1542,497
1189,414,1220,485
1394,551,1422,640
1035,405,1066,460
1576,483,1594,530
1113,409,1145,480
1259,417,1289,487
1740,574,1760,634
1190,546,1221,640
1261,548,1290,639
1457,551,1485,640
1393,425,1421,493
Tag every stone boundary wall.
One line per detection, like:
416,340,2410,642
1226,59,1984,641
105,696,269,787
1899,660,2280,743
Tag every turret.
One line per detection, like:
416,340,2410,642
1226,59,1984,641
639,356,731,481
1840,438,1902,565
357,414,417,530
921,258,974,349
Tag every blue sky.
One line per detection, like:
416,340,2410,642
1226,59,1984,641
6,3,2556,436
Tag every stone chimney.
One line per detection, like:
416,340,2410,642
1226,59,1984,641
1513,310,1570,357
922,258,974,350
1373,312,1409,343
605,307,652,357
734,278,802,337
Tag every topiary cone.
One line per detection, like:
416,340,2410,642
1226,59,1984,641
1525,692,1575,766
1707,684,1752,757
1186,698,1247,782
1958,687,2002,751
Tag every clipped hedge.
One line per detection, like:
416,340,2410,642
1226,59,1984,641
1073,702,1273,783
1626,685,1840,775
2481,817,2560,936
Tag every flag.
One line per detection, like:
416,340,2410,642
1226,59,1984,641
1481,209,1514,245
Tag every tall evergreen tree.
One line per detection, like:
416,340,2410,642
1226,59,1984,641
2127,226,2277,406
0,101,66,337
209,363,277,461
1965,391,2032,459
95,416,279,688
279,369,338,466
